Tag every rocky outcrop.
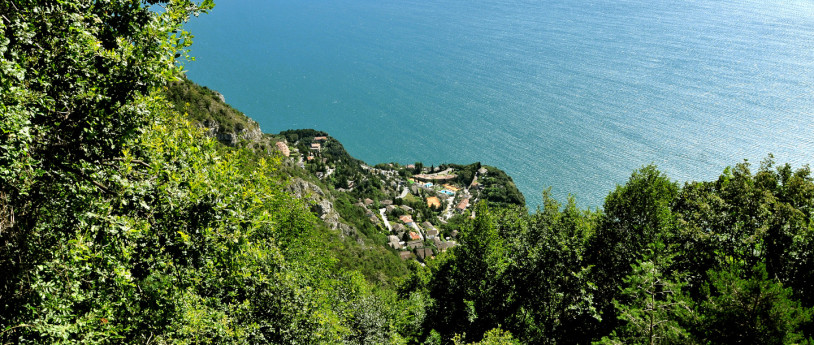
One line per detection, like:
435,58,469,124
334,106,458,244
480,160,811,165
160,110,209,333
286,177,357,239
201,118,264,147
213,90,226,103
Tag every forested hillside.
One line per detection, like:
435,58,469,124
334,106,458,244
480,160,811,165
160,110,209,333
2,1,813,344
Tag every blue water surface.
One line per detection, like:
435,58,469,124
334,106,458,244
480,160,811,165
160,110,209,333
184,0,814,208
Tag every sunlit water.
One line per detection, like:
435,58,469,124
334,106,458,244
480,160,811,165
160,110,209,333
184,0,814,208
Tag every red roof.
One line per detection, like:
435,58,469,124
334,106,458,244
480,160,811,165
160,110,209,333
409,232,421,240
456,198,470,210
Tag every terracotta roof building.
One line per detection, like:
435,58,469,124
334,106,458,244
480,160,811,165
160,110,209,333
456,198,470,212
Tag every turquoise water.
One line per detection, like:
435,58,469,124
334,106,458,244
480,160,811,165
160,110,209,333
184,0,814,208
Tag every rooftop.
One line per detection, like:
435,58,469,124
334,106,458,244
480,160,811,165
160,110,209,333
457,198,470,210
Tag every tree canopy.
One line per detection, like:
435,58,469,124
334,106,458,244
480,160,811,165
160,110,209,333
2,1,813,344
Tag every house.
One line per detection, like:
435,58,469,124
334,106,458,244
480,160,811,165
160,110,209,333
275,141,290,157
423,221,439,239
433,237,443,248
433,237,456,251
400,205,414,213
387,235,401,249
399,251,414,261
406,239,422,248
313,136,327,142
456,198,470,213
413,174,457,182
478,167,488,175
416,247,434,261
381,199,393,206
310,143,321,151
399,215,414,224
406,164,415,169
369,214,380,224
426,196,441,209
364,198,374,206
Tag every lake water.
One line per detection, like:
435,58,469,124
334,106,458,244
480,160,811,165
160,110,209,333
184,0,814,208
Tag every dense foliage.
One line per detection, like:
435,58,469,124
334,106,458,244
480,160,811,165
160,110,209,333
412,161,814,344
446,163,525,206
3,1,813,344
0,1,416,343
164,77,256,134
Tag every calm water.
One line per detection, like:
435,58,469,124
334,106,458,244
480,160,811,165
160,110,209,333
184,0,814,208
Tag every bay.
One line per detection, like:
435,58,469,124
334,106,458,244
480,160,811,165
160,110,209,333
184,0,814,207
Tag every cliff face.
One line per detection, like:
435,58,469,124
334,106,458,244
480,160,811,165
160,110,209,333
164,77,268,147
201,118,264,147
286,177,358,241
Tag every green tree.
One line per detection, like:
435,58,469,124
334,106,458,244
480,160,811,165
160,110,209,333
586,165,679,336
452,328,521,345
696,262,812,345
2,0,212,339
0,1,386,343
427,202,512,342
673,159,814,313
597,241,692,345
503,190,599,344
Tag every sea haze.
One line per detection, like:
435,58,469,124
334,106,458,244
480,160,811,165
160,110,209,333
184,0,814,208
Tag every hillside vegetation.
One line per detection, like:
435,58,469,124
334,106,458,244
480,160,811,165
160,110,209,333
2,1,813,344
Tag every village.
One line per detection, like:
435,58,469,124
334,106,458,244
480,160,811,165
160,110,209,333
272,132,511,264
357,163,488,263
